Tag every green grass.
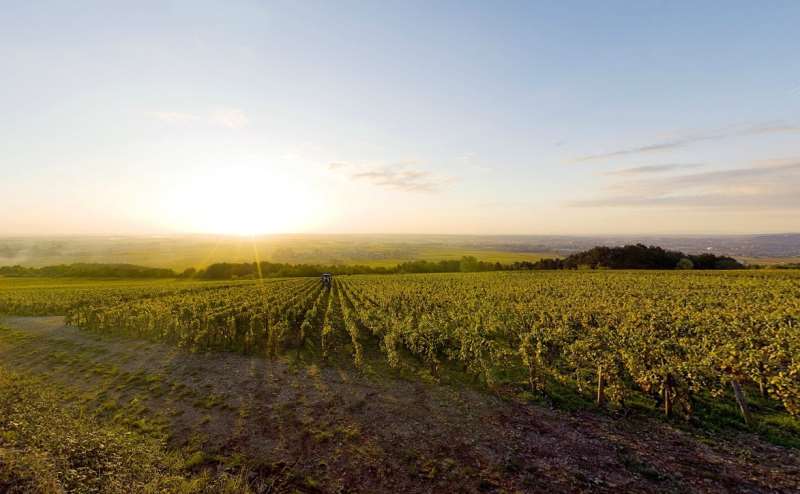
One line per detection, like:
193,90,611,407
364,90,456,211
0,325,268,492
689,388,800,449
0,366,254,493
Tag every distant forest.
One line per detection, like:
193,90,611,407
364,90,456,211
0,244,750,279
0,263,175,278
539,244,744,270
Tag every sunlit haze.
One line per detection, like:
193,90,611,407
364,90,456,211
2,2,799,236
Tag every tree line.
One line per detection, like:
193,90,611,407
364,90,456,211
0,245,746,280
516,244,743,270
0,263,175,278
182,256,502,280
184,245,744,279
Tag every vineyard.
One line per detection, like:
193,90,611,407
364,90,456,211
0,278,255,316
2,270,798,429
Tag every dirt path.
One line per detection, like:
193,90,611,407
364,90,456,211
1,316,799,493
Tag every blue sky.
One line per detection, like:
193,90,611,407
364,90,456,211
2,1,799,235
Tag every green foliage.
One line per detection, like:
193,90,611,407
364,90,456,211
0,368,248,493
0,263,176,278
340,270,800,425
3,269,799,439
0,278,247,316
526,244,744,270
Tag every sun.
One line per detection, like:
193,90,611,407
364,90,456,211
164,169,321,235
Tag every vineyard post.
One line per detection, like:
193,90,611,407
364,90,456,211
731,380,754,427
663,374,673,417
596,364,605,406
528,360,536,393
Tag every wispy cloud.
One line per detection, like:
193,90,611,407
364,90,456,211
208,108,249,128
575,123,800,162
329,161,453,192
570,190,800,209
152,111,201,125
603,163,704,176
571,159,800,209
454,152,495,173
327,162,348,171
151,107,249,129
644,160,800,189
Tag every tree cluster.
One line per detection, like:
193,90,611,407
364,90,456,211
518,244,743,270
0,263,176,278
0,245,745,280
188,256,501,280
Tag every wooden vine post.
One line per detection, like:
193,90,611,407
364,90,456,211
596,364,605,406
731,380,754,427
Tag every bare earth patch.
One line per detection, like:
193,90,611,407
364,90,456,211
1,316,798,493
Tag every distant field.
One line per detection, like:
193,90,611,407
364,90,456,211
0,235,557,270
0,277,183,289
738,256,800,266
4,233,800,272
342,247,558,267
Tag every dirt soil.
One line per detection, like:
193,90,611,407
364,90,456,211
1,316,799,493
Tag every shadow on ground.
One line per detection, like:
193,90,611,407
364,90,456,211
1,316,798,493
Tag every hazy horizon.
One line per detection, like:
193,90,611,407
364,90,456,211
3,2,799,236
2,231,800,239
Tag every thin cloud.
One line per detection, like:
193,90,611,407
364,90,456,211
575,123,800,162
603,163,704,176
151,107,249,129
570,190,800,209
209,107,249,129
653,160,800,189
457,152,477,161
330,161,452,192
351,167,441,192
152,111,201,124
571,160,800,209
454,153,495,173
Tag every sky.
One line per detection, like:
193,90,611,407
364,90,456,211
2,1,799,236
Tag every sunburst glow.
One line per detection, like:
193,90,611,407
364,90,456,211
164,169,320,235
